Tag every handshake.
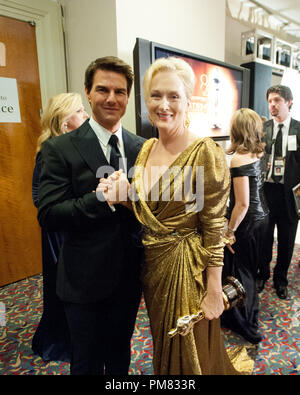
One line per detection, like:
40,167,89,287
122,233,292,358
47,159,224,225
96,170,130,206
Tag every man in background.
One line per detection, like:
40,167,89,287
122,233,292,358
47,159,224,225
257,85,300,299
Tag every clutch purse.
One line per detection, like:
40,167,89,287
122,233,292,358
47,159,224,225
168,276,245,338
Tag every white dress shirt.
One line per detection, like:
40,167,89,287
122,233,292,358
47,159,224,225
267,116,291,183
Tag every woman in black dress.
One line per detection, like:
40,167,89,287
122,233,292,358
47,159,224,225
32,93,88,361
221,108,269,344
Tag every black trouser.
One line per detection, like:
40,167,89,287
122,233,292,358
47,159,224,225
259,182,298,287
63,287,141,375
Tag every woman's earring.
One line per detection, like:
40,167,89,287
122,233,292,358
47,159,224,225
184,114,190,129
148,115,154,126
63,123,68,133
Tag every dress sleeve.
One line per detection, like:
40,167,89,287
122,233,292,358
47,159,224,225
230,163,257,178
197,138,230,267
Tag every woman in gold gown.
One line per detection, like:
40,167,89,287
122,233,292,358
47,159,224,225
98,57,253,375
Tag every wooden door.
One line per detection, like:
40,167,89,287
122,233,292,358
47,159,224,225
0,16,42,286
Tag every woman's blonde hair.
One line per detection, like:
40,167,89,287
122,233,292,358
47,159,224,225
36,92,82,152
143,56,195,101
227,108,265,155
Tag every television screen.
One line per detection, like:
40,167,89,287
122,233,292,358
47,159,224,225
133,38,250,140
155,47,243,139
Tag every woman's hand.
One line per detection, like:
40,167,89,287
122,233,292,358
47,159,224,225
223,229,236,254
200,290,224,320
96,170,130,205
201,266,224,320
222,221,236,254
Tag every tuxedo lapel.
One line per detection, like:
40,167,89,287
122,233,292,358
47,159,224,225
122,128,140,179
70,119,108,175
70,122,141,179
264,120,274,154
285,118,298,166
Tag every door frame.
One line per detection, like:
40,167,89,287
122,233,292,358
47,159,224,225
0,0,67,108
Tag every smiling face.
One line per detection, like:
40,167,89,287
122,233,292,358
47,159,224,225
267,92,291,122
85,69,129,132
146,70,190,134
64,102,88,132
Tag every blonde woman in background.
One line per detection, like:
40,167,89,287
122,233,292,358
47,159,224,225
221,108,269,344
32,93,88,362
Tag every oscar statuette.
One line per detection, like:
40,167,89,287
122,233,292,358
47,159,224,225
168,276,245,338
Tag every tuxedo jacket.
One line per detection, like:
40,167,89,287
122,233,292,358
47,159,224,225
263,117,300,222
38,119,145,303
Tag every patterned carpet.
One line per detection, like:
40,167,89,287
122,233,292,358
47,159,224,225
0,244,299,375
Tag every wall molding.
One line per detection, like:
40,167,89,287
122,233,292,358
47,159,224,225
0,0,67,107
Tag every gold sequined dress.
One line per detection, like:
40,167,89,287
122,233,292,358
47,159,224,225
131,137,253,375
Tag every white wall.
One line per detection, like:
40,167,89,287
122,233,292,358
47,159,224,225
225,16,248,66
115,0,225,62
61,0,226,133
115,0,226,132
60,0,118,112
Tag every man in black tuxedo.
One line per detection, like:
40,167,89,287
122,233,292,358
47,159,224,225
257,85,300,299
38,57,145,374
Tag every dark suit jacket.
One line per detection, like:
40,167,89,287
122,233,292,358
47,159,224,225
38,119,145,303
263,117,300,221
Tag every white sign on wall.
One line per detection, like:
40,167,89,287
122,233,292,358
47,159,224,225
0,77,21,123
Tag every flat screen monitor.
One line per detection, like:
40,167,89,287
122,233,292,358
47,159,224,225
133,38,250,141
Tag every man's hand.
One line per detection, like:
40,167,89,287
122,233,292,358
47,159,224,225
96,170,130,205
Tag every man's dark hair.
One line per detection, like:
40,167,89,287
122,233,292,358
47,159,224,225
266,85,293,109
84,56,134,95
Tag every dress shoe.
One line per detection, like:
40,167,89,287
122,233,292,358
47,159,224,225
275,285,288,299
242,330,262,345
256,279,266,293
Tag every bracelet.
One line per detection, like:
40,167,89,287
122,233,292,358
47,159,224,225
227,226,235,233
221,234,236,246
